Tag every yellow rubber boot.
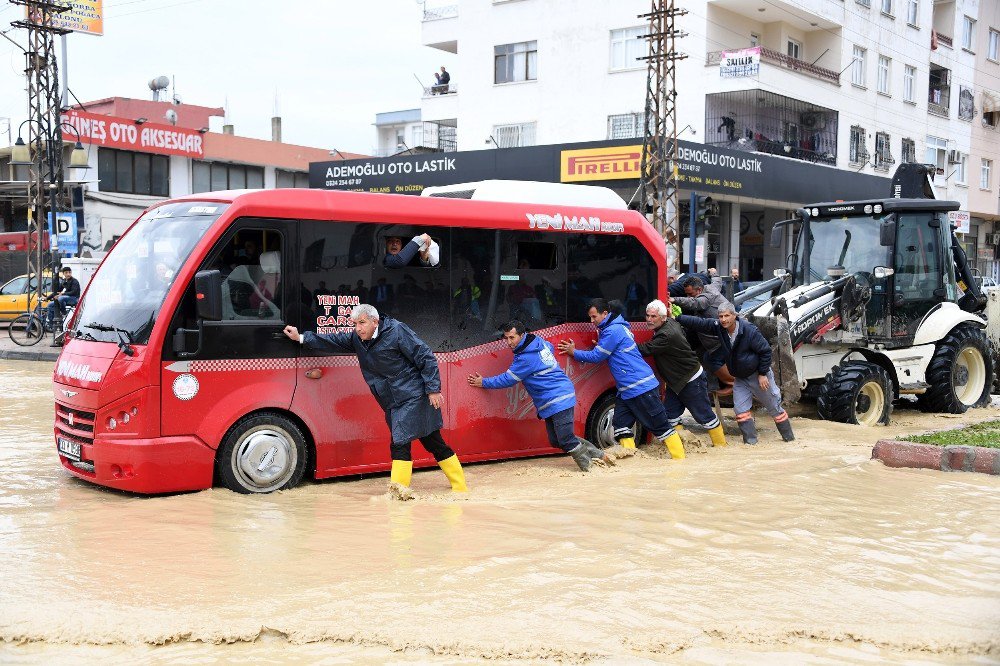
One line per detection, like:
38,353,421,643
674,423,685,431
708,424,727,447
438,455,469,492
618,436,636,449
663,432,686,459
390,460,413,487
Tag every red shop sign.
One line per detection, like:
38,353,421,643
62,109,204,158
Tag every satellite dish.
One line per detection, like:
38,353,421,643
164,109,178,126
148,76,169,92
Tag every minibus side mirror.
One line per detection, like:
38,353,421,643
195,270,222,321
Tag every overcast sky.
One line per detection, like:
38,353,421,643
0,0,455,154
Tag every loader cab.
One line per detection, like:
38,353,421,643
790,199,960,346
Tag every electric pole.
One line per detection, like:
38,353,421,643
10,0,70,307
639,0,687,269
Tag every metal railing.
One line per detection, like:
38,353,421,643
423,4,458,20
422,83,458,97
937,33,953,48
706,48,840,84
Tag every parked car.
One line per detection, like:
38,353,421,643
0,273,53,321
974,275,998,290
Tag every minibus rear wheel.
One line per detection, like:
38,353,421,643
217,412,308,494
586,392,647,450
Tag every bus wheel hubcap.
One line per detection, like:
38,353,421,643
235,428,293,489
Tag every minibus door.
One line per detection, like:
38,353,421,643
161,222,298,445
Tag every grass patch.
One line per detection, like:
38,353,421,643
904,419,1000,449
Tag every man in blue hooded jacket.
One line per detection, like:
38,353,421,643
557,299,685,459
467,320,609,471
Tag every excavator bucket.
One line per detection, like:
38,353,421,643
747,314,801,403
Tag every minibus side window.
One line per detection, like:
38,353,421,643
372,226,450,350
299,220,375,339
566,234,656,321
204,229,284,322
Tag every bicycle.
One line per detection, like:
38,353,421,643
7,297,71,347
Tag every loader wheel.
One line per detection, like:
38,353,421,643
917,326,993,414
816,361,893,426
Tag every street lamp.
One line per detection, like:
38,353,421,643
9,119,89,169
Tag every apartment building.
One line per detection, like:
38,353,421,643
314,0,1000,279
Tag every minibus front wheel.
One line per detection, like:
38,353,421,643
586,392,647,450
217,411,308,494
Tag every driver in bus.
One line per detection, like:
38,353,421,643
383,233,439,268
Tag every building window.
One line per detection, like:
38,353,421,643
495,41,538,84
493,122,536,148
928,66,950,114
877,56,891,94
955,153,968,185
985,109,999,129
874,132,893,170
982,159,993,190
901,138,916,163
192,161,264,193
903,64,916,102
852,46,866,87
925,135,947,174
275,169,309,189
906,0,918,25
989,29,999,62
609,27,645,71
881,0,892,15
856,0,871,7
849,125,868,164
962,16,975,50
607,112,644,139
786,39,801,60
97,147,169,196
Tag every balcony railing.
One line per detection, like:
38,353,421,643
937,33,953,48
422,83,458,98
423,4,458,21
706,48,840,84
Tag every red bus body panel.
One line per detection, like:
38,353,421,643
52,189,665,493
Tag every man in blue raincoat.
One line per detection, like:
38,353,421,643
467,320,609,471
283,304,468,493
557,299,686,459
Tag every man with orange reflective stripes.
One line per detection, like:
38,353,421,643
677,303,795,445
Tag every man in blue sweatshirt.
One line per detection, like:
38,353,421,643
557,299,685,459
468,320,609,471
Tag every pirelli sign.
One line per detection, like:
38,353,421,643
560,145,643,183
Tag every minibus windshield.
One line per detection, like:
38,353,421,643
70,202,228,345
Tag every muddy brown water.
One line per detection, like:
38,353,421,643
1,360,998,664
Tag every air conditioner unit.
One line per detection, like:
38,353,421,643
947,149,962,164
990,232,1000,246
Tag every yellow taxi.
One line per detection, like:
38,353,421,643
0,273,53,321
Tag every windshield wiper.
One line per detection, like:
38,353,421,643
85,322,135,356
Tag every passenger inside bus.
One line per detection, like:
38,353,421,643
383,233,439,268
214,230,283,321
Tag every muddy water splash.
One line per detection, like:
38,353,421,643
1,360,998,664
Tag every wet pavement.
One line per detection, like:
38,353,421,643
1,359,998,664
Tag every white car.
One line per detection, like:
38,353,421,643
975,276,998,290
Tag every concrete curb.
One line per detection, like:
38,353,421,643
873,439,1000,476
0,348,59,362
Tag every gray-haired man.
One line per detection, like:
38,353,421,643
283,304,468,493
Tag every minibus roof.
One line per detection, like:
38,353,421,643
421,180,628,209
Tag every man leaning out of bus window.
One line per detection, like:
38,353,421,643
467,320,609,471
384,233,440,268
282,304,468,496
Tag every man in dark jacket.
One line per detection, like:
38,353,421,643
636,300,727,447
677,304,795,444
467,320,608,471
383,233,436,268
557,298,685,459
45,266,80,335
283,304,468,493
671,276,736,393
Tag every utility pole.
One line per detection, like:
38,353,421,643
10,0,70,308
639,0,687,269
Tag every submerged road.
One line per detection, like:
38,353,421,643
1,359,998,664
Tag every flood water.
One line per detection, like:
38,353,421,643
1,359,998,664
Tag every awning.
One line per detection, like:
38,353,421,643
983,89,1000,114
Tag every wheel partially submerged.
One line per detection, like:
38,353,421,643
816,361,893,426
217,412,307,493
917,326,992,414
586,392,647,449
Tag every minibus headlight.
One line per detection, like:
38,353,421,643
107,417,117,430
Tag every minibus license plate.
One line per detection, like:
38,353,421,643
58,438,81,461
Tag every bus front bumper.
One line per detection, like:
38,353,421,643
57,433,216,494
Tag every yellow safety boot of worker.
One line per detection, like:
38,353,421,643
674,423,685,431
390,460,413,487
663,432,686,459
438,455,469,493
708,424,727,447
618,436,636,449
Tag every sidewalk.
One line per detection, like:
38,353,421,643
0,323,61,362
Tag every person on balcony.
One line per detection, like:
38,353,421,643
432,66,451,94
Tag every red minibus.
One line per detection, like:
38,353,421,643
52,185,666,493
